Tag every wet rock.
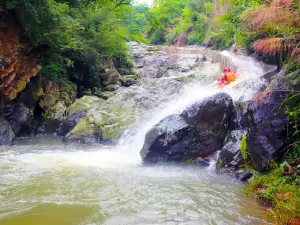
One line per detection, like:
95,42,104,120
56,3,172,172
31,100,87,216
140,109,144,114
36,81,77,134
245,69,292,171
91,87,102,97
105,84,120,92
3,102,34,135
99,91,115,100
82,89,92,96
219,69,295,175
59,111,87,136
235,170,253,181
217,130,248,169
140,114,190,162
128,42,215,79
39,82,60,110
232,101,252,129
0,117,15,145
140,93,235,163
121,75,139,87
196,157,212,167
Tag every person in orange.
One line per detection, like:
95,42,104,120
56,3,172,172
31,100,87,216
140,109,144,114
217,68,238,88
224,68,236,83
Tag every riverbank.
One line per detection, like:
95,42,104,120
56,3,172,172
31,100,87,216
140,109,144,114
246,165,300,225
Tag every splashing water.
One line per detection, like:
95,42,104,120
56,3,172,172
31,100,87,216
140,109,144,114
0,51,272,225
114,50,269,164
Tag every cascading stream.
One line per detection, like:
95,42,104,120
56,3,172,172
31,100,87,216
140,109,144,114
0,48,273,225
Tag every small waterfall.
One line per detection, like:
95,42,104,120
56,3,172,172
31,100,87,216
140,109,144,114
3,47,276,169
113,49,276,165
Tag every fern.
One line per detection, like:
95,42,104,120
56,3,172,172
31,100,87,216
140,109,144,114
240,136,250,161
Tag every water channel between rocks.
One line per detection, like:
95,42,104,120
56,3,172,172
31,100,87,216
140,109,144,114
0,45,274,225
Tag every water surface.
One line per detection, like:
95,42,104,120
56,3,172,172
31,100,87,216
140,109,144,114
0,138,269,225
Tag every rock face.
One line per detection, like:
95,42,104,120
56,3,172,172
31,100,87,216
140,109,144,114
246,69,293,171
140,93,235,163
36,80,77,134
217,130,248,170
0,17,41,101
0,117,15,145
218,68,295,177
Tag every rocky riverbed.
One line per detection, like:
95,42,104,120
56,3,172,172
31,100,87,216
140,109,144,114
1,41,291,183
1,41,295,225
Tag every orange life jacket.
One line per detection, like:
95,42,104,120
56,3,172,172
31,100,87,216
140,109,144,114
225,72,235,83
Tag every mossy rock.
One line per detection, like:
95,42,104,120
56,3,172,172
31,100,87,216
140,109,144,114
117,68,136,75
59,92,73,107
66,96,104,116
32,87,44,102
91,110,117,127
59,80,77,99
39,94,57,109
120,75,139,87
105,84,120,92
15,80,27,93
44,101,67,121
99,91,115,100
45,82,60,100
92,87,102,97
102,68,120,86
101,123,121,140
64,95,136,142
83,89,92,95
65,117,96,139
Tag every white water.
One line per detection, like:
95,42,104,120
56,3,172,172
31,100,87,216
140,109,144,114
0,51,272,225
1,51,268,169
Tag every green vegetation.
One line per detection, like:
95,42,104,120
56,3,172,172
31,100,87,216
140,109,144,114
0,0,137,82
124,4,149,37
145,0,211,45
133,0,299,66
246,142,300,224
240,136,249,161
246,161,300,224
2,0,297,85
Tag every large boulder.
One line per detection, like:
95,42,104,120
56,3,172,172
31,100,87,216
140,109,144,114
2,102,34,135
0,117,15,145
217,69,297,176
140,93,235,163
62,95,135,143
245,69,293,171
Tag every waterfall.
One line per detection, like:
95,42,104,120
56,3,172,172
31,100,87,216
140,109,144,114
111,49,277,165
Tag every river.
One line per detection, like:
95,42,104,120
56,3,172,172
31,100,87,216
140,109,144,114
0,49,272,225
